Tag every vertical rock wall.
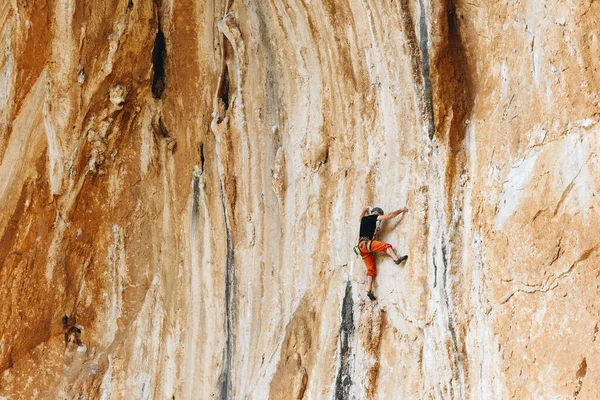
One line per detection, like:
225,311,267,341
1,0,599,398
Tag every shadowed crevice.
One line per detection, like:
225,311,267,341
218,66,231,112
335,281,354,400
157,117,169,138
217,181,235,400
199,143,205,173
151,28,167,99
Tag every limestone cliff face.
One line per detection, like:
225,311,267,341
1,0,599,398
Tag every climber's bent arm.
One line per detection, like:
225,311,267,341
359,207,370,221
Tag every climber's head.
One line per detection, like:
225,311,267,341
371,207,384,216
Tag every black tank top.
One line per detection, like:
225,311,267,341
359,215,378,239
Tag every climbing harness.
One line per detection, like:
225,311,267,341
353,238,372,258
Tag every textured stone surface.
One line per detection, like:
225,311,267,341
1,0,599,398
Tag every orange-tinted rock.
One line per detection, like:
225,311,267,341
1,1,599,398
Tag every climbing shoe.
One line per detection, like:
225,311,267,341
394,255,408,265
367,291,377,301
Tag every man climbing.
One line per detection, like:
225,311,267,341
357,206,408,301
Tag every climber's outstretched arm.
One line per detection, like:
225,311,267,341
377,207,408,221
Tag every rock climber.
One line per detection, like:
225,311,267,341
357,206,408,301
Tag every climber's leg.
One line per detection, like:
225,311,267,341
369,240,407,264
369,240,392,254
366,276,376,301
360,243,378,300
385,246,399,260
362,253,376,279
385,247,408,264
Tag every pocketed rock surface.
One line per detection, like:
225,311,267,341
1,1,599,399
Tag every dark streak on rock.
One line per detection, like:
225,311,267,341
217,181,235,400
418,0,435,138
573,357,587,398
255,3,283,152
441,242,464,398
438,0,474,187
433,3,473,395
335,281,354,400
397,0,435,138
432,247,438,288
191,172,200,229
576,357,587,379
397,0,426,129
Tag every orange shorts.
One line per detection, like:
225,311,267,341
359,240,392,277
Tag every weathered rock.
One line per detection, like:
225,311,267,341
1,0,599,399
